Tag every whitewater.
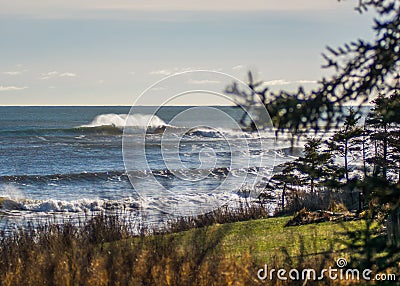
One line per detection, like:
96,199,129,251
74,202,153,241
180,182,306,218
0,106,296,231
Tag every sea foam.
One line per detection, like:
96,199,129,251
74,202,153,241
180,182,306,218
81,113,166,128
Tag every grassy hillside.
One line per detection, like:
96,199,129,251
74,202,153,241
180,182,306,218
1,214,390,285
155,216,360,264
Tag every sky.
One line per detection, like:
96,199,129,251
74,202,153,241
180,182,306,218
0,0,376,105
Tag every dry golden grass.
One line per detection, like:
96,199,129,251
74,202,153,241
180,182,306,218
0,210,396,285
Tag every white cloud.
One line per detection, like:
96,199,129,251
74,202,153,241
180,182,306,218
232,65,244,70
149,67,194,76
59,72,77,77
4,71,21,75
0,85,28,91
40,71,77,79
263,79,317,86
46,71,59,76
187,79,221,85
264,79,291,86
149,70,172,76
40,71,58,79
296,80,317,84
3,69,28,76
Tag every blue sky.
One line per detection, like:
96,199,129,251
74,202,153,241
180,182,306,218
0,0,375,105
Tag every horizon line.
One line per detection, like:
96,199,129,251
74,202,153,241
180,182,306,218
0,104,238,107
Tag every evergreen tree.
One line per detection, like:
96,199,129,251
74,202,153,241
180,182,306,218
268,163,302,211
386,90,400,184
294,138,338,193
274,138,340,194
226,0,399,137
328,108,364,184
366,92,398,180
227,0,400,251
364,88,400,246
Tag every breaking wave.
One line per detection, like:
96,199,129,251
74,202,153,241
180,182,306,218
0,197,139,213
81,113,166,128
0,113,167,137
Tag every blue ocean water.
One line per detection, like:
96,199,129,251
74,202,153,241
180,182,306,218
0,106,286,227
1,107,131,202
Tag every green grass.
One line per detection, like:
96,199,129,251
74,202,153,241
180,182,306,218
1,213,388,285
149,216,363,261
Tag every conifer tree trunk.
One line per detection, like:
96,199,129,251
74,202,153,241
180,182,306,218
388,208,400,247
344,139,349,183
362,135,367,178
310,178,314,194
374,140,378,176
281,184,286,211
398,162,400,184
383,124,388,180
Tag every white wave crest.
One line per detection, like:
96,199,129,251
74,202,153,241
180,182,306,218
82,113,166,128
0,184,25,200
0,197,139,213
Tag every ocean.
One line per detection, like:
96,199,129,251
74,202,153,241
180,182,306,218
0,106,294,230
